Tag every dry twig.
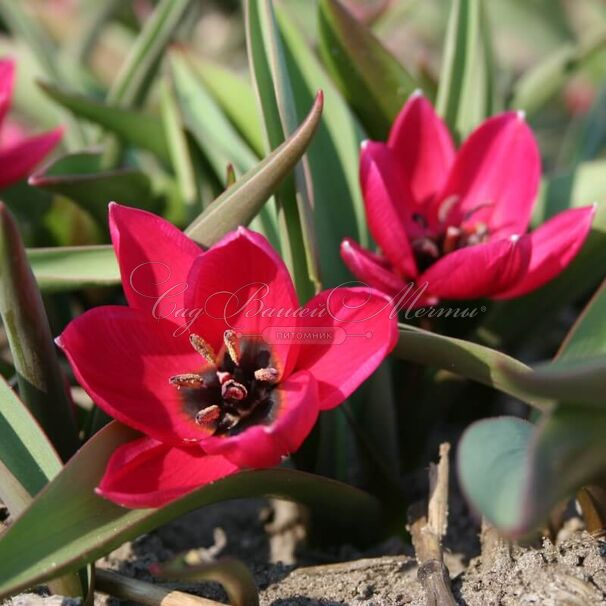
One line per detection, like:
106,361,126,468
408,443,457,606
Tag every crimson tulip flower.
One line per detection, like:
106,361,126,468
341,93,595,303
58,204,397,508
0,59,62,189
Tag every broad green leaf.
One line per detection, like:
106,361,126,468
275,4,371,284
188,57,265,157
511,29,606,116
105,0,194,108
318,0,418,138
39,82,171,163
394,324,550,409
29,151,162,227
0,204,78,461
459,408,606,536
246,0,320,301
186,80,324,249
458,417,533,533
27,246,119,293
436,0,495,140
0,422,381,600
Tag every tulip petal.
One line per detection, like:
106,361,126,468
97,436,238,508
109,203,203,318
185,228,300,377
419,236,531,300
436,112,541,237
360,141,418,278
340,238,407,297
296,287,398,410
0,59,15,127
496,205,596,299
0,128,63,189
388,93,455,207
57,305,213,445
199,371,318,468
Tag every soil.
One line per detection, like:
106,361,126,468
3,496,606,606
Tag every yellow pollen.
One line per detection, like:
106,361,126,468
223,330,240,365
189,334,216,366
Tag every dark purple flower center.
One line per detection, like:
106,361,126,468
410,199,491,272
169,331,280,437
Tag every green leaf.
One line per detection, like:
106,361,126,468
159,77,199,222
459,407,606,536
511,29,606,116
29,151,162,227
105,0,194,108
168,51,259,177
246,0,320,301
275,5,371,285
458,417,533,533
39,82,171,163
185,90,324,248
0,204,79,461
188,57,265,157
27,245,119,293
394,324,550,409
436,0,495,140
317,0,418,139
0,422,381,600
0,376,61,513
499,354,606,409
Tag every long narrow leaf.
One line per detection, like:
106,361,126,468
0,205,79,461
0,422,381,600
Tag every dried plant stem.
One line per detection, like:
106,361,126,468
480,517,511,571
408,443,457,606
95,569,223,606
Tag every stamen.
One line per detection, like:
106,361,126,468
189,334,216,366
442,226,461,254
222,379,247,401
221,412,240,431
437,195,459,224
254,367,279,384
169,373,205,389
195,404,221,426
223,330,240,365
463,202,493,222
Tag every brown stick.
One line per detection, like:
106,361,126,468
408,443,458,606
95,569,224,606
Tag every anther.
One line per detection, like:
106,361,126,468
169,373,205,389
222,379,247,401
195,404,221,426
189,334,216,366
254,367,280,384
223,330,240,365
442,226,461,254
437,195,459,224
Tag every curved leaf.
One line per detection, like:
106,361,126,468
0,422,381,600
0,204,78,461
395,324,550,409
186,90,324,248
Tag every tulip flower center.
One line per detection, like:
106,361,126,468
410,202,490,271
169,330,280,436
